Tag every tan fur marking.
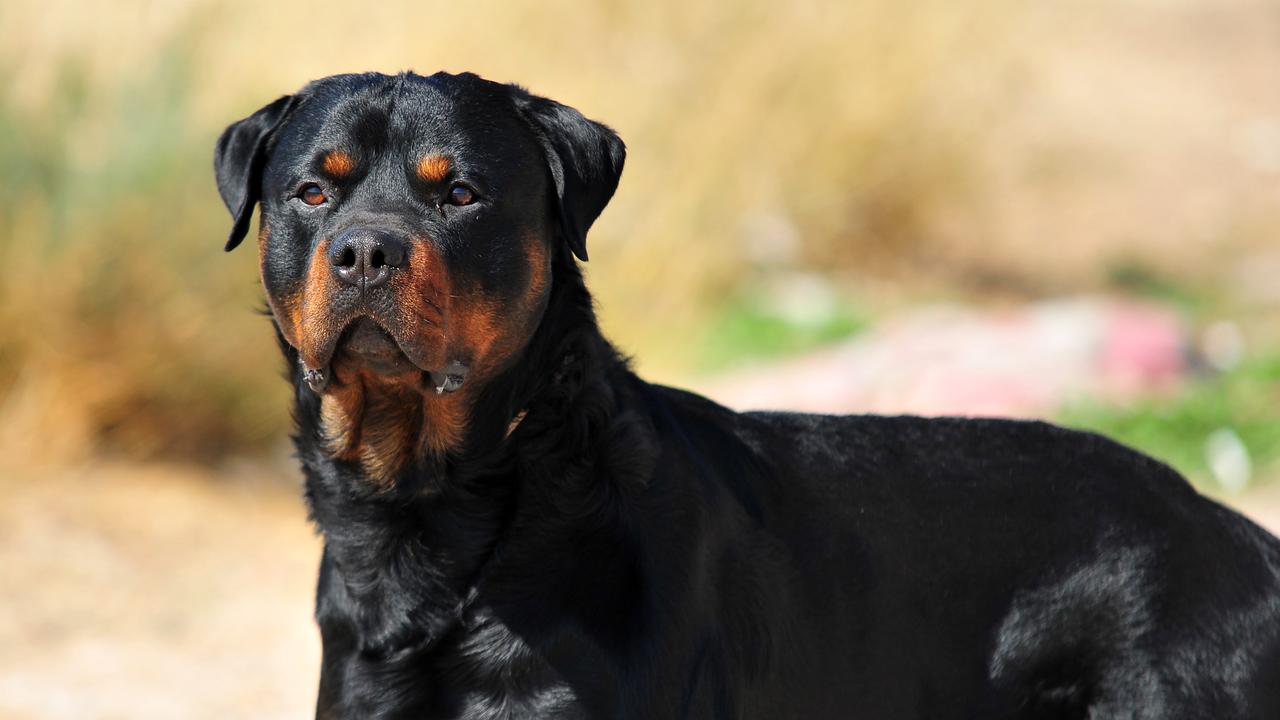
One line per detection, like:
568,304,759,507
353,380,419,484
257,222,270,267
321,150,355,177
523,234,550,304
320,390,363,459
403,240,449,321
320,369,422,487
259,222,304,348
306,231,554,482
455,297,503,365
299,238,345,370
416,154,451,183
417,392,470,457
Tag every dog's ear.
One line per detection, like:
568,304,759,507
214,94,298,252
510,87,625,262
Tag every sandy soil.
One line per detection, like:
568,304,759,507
0,462,321,720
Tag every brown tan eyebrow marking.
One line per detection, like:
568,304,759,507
321,150,355,177
416,154,451,183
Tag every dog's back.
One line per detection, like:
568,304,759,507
648,385,1280,717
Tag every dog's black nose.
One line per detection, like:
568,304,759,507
329,229,407,289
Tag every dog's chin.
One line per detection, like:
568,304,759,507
333,317,423,379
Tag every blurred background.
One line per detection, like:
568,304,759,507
2,0,1279,717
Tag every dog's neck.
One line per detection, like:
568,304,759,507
286,254,653,656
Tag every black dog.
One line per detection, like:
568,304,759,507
215,71,1280,719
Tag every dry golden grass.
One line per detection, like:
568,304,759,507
0,0,1021,458
0,0,1276,460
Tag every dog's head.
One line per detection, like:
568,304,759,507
215,72,623,465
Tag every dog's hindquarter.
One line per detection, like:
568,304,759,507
702,407,1280,717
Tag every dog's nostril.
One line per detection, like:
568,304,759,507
329,229,405,288
379,239,406,269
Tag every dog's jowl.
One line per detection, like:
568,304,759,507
216,71,1280,719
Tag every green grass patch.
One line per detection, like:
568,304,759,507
695,286,869,372
1058,353,1280,492
1104,261,1216,317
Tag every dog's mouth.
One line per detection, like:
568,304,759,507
300,316,470,396
337,317,416,374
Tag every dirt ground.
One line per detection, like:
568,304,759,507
0,462,321,720
2,459,1279,720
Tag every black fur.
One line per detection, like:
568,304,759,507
215,93,298,251
216,71,1280,719
510,86,626,262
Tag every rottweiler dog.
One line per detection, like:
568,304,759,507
215,71,1280,719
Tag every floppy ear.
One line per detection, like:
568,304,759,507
214,94,297,252
510,87,625,262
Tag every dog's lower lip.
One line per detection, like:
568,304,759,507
336,317,417,374
342,317,401,356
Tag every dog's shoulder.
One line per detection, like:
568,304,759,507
736,410,1185,487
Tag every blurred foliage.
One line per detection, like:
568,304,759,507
696,280,868,372
1,0,1277,466
1104,261,1215,318
1060,354,1280,492
0,32,289,462
0,0,1019,461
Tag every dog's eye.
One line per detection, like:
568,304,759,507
446,184,476,206
299,184,328,206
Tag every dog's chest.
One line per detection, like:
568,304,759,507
425,612,592,720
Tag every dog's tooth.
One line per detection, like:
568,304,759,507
304,368,328,393
429,367,466,394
